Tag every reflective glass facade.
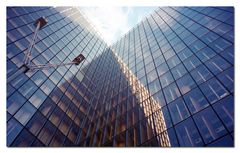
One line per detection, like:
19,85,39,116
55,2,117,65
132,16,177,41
7,7,234,147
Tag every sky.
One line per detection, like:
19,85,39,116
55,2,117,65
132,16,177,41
79,7,158,45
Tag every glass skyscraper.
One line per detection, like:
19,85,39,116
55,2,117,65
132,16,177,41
7,7,234,147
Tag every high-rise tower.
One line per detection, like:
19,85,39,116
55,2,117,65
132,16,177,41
7,7,234,147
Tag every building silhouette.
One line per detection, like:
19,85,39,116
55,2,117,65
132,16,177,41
7,7,234,147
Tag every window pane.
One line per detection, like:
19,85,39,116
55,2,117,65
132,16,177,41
39,97,56,118
160,71,174,88
178,47,193,61
14,102,36,125
193,107,227,144
167,55,180,69
156,63,169,76
206,55,231,75
152,90,166,108
196,47,216,62
154,107,172,129
29,89,47,108
7,118,23,146
175,118,204,146
183,55,201,71
11,129,35,147
200,78,229,104
37,121,56,145
176,74,196,95
217,67,234,93
168,98,190,124
31,71,47,86
190,65,213,85
207,135,233,147
171,64,187,80
213,95,234,132
163,83,181,103
7,91,26,115
18,79,38,99
183,87,209,114
147,70,158,83
26,111,47,136
148,79,161,95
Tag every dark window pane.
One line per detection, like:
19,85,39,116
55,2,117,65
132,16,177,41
217,67,234,93
193,107,227,144
176,74,196,95
183,88,209,114
183,55,201,71
175,118,204,146
29,89,47,108
171,64,187,80
26,111,47,136
206,55,231,75
207,135,233,147
163,83,181,103
11,129,35,147
200,78,229,104
152,90,166,108
37,121,56,145
190,65,213,85
14,102,36,125
160,71,174,88
213,95,234,132
168,98,190,124
167,55,181,69
7,91,26,115
7,118,23,146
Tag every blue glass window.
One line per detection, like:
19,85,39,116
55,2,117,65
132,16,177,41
37,121,56,145
26,111,47,136
156,63,169,76
11,129,35,146
175,118,204,146
183,55,201,71
10,73,28,89
167,55,181,69
148,79,161,95
200,78,229,104
171,64,187,80
220,46,234,65
206,55,231,75
178,47,193,61
176,74,196,95
201,32,219,44
40,79,55,95
147,70,158,83
193,107,227,144
163,83,181,103
196,47,216,62
213,95,234,132
152,90,166,108
14,102,36,125
157,106,172,129
207,135,233,147
217,67,234,93
209,37,232,53
183,87,209,114
18,79,38,99
7,118,23,146
190,65,213,85
165,128,179,147
29,89,47,108
168,98,190,124
7,91,26,115
189,40,206,53
160,71,174,88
